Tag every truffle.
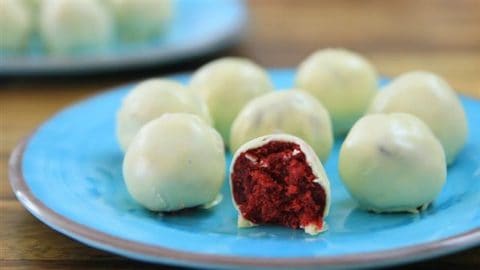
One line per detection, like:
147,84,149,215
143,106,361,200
230,90,334,163
0,0,32,52
116,79,212,151
40,0,113,55
368,71,468,164
230,134,330,235
190,57,274,145
339,113,446,213
106,0,173,42
123,113,225,212
296,48,378,136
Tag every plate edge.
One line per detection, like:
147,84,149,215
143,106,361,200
8,135,480,269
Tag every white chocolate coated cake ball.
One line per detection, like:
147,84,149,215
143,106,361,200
106,0,173,42
117,79,211,151
23,0,42,16
0,0,32,52
40,0,113,55
368,71,468,165
296,48,378,136
190,57,274,145
230,90,333,162
230,134,331,235
123,113,225,212
339,113,446,213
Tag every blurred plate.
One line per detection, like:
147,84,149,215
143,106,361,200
0,0,246,75
9,69,480,269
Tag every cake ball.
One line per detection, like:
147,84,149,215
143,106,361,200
123,113,225,212
23,0,42,26
190,57,274,145
23,0,42,16
0,0,32,52
339,113,446,213
230,134,331,235
230,90,333,163
296,48,378,136
106,0,173,42
117,79,211,151
40,0,113,55
368,71,468,165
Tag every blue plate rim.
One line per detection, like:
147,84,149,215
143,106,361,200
8,74,480,269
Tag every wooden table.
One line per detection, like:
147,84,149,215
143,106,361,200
1,1,479,269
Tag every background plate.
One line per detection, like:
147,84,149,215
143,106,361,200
9,69,480,269
0,0,246,76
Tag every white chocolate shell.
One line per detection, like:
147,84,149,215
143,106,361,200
190,57,274,145
117,79,212,151
123,113,225,212
105,0,173,42
296,48,378,136
368,71,468,165
40,0,113,55
339,113,447,213
230,90,334,163
0,0,32,51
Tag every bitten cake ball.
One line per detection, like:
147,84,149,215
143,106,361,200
296,48,378,136
106,0,173,42
230,90,333,163
190,57,274,145
40,0,113,55
230,134,331,235
0,0,32,52
123,113,225,212
116,79,211,151
368,71,468,165
339,113,446,213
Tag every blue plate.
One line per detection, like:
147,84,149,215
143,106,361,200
9,69,480,269
0,0,246,75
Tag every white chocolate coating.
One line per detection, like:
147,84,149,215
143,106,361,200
116,79,212,151
123,113,225,212
296,48,378,136
368,71,468,165
230,134,331,234
230,90,334,162
23,0,42,17
0,0,32,52
190,57,274,145
40,0,113,55
106,0,173,42
23,0,42,31
339,113,446,213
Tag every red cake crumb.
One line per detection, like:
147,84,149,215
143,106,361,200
231,141,326,230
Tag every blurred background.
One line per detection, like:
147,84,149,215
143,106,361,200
1,0,479,269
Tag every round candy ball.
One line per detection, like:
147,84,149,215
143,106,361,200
339,113,446,213
40,0,113,55
296,48,378,136
190,57,274,145
123,113,225,212
23,0,42,17
116,79,211,151
368,71,468,165
0,0,32,52
230,134,331,235
106,0,173,42
230,90,333,163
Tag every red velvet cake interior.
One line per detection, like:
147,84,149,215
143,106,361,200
231,141,327,230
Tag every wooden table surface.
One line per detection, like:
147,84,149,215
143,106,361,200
1,0,479,269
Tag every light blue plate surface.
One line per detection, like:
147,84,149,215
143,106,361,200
10,69,480,269
0,0,246,75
